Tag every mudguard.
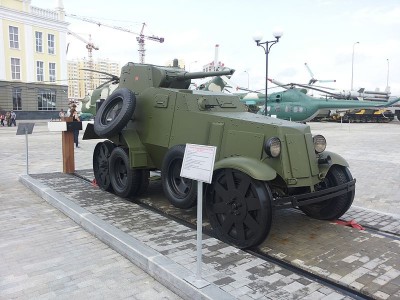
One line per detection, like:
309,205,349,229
121,129,152,168
319,151,349,175
214,156,277,181
82,123,101,140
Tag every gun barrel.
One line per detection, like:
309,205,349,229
174,69,235,80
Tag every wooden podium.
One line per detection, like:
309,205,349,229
60,117,82,173
62,131,75,173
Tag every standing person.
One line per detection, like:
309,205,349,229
69,106,80,148
59,108,65,119
5,111,11,127
66,101,76,117
0,113,4,126
10,110,17,126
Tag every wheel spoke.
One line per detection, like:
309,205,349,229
100,145,109,159
225,169,236,191
215,173,237,201
171,162,181,178
117,161,127,184
214,181,228,199
235,221,246,240
99,171,108,184
244,214,259,232
237,176,251,198
246,197,261,211
211,202,227,214
221,214,235,234
176,179,189,194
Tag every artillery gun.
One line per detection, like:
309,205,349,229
84,61,356,249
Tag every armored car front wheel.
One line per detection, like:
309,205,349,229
93,141,115,191
206,169,273,249
299,165,355,220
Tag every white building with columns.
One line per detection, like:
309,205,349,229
0,0,69,119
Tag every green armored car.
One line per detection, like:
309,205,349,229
84,62,356,249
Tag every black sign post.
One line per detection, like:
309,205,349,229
16,123,35,174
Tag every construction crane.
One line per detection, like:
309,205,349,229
67,31,99,91
66,14,164,63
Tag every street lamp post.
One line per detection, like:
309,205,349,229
386,58,389,89
351,41,359,91
244,70,249,89
253,30,283,116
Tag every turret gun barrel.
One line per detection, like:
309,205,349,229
169,69,235,81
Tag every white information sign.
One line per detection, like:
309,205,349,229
180,143,216,287
180,144,217,184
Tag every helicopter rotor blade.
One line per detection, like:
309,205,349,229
310,84,337,91
96,78,115,89
294,83,339,97
304,63,314,79
318,79,337,83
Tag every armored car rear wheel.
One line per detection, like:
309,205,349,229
206,169,273,249
135,169,150,196
109,147,149,198
93,141,115,191
94,88,136,138
162,145,197,209
300,165,355,220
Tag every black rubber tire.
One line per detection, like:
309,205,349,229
93,140,115,191
300,165,355,220
109,147,146,198
94,88,136,138
205,169,273,249
161,145,197,209
135,169,150,196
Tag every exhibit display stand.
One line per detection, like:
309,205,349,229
16,123,35,174
180,143,216,288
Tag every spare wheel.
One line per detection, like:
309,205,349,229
94,88,136,138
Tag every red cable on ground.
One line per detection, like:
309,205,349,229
91,179,98,187
335,219,365,230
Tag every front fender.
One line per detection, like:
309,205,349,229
319,151,350,174
214,157,276,181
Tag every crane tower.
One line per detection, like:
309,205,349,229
67,31,99,90
66,14,164,63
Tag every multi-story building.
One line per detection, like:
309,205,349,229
0,0,69,119
202,44,225,72
67,58,120,102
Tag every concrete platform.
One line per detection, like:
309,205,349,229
20,171,400,299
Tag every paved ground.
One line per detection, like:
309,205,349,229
1,119,400,299
0,123,182,299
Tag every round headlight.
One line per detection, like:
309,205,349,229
264,137,281,157
313,135,326,153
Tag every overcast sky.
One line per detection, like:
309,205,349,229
33,0,400,96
